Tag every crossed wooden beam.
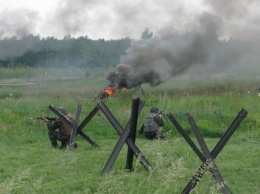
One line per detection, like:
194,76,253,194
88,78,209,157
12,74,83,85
97,98,152,175
167,108,248,194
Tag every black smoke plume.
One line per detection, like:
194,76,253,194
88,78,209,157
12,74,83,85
106,13,220,89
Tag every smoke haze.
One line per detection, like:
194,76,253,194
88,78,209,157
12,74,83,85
0,0,259,41
106,7,260,89
0,0,260,88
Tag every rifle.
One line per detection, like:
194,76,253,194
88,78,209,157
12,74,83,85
30,117,56,122
158,110,169,124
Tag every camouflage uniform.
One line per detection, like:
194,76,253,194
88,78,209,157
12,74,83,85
47,110,74,149
143,107,165,140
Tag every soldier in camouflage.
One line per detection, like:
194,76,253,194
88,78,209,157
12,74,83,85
140,106,165,140
47,107,75,149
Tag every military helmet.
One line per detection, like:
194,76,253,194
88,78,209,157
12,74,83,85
57,107,68,115
150,106,159,113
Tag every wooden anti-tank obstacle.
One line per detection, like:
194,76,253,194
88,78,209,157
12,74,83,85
167,109,248,194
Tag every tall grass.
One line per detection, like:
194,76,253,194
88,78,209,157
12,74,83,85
0,68,260,193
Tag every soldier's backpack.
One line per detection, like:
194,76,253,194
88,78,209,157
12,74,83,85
143,113,160,132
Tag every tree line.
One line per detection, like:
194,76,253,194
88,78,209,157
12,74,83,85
0,27,254,71
0,34,131,68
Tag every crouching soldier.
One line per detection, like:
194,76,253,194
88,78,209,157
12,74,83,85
141,106,165,140
47,107,76,149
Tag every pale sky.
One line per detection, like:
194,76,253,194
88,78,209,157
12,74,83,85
0,0,260,41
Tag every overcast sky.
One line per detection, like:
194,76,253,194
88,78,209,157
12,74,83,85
0,0,260,41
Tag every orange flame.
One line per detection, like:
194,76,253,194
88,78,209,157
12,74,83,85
98,86,118,101
103,86,117,96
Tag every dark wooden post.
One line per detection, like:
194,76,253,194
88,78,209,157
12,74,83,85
125,98,140,171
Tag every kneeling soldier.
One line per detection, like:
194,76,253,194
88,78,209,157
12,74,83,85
142,106,165,140
47,107,75,149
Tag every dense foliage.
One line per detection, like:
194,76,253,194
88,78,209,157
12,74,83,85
0,35,131,68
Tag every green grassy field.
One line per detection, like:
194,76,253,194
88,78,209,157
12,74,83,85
0,67,260,194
